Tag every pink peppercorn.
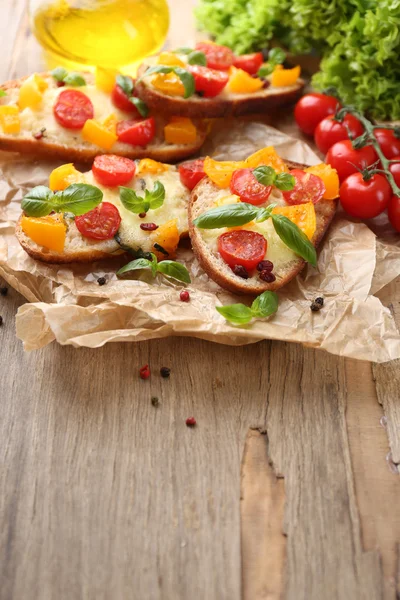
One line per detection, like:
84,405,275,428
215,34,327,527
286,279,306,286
186,417,196,427
139,364,150,379
180,290,190,302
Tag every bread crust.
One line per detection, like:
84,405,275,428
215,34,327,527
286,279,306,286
0,75,208,162
135,64,305,118
188,160,338,295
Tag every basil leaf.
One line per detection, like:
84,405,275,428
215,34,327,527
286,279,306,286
116,74,134,96
174,47,193,55
254,204,276,222
268,47,286,65
193,203,261,229
187,50,207,66
55,183,103,215
130,96,149,117
145,181,165,210
0,90,6,97
117,258,152,277
271,214,317,267
257,64,273,78
251,291,279,318
253,166,276,187
274,173,295,191
216,304,254,325
51,66,68,82
141,65,195,98
21,186,55,217
63,72,86,87
150,253,158,277
156,260,191,283
119,187,147,214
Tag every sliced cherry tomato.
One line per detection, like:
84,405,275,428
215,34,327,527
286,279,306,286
116,117,156,147
75,202,121,240
314,115,364,154
218,230,267,270
340,173,391,219
389,162,400,187
92,155,136,187
230,168,272,205
232,52,263,75
388,195,400,232
188,65,229,98
178,158,206,190
294,93,340,136
282,170,325,205
111,76,140,115
195,42,234,70
53,90,94,129
374,128,400,160
326,140,378,183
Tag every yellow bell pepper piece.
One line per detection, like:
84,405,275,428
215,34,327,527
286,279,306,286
49,163,85,191
18,74,48,110
164,117,197,144
157,52,185,68
153,219,180,259
82,119,117,150
152,72,185,97
305,163,339,200
138,158,169,175
273,202,316,240
227,67,264,94
0,105,20,134
21,215,66,253
215,194,240,207
102,113,118,134
95,67,119,93
245,147,289,173
271,65,301,87
203,156,246,188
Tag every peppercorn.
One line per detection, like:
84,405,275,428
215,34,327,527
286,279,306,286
186,417,196,427
140,223,158,231
259,271,276,283
233,264,249,279
0,316,3,326
0,286,8,296
56,80,65,87
257,260,273,272
33,127,46,140
310,297,324,312
138,212,147,219
180,290,190,302
160,367,171,378
262,80,271,90
139,364,151,379
97,277,106,286
151,396,160,407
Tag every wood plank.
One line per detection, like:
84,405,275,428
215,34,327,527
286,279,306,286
0,0,27,80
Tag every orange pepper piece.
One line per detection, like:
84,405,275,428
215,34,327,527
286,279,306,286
0,105,20,134
273,202,316,240
164,117,197,144
157,52,185,68
152,72,185,97
49,163,85,191
227,67,264,94
82,119,117,150
305,163,339,200
138,158,169,174
203,156,246,188
271,65,301,87
245,147,289,173
21,215,66,253
153,219,180,259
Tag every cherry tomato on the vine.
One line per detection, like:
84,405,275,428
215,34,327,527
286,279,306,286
294,93,340,136
325,140,378,183
339,173,391,219
314,114,364,154
374,129,400,160
388,195,400,232
389,162,400,188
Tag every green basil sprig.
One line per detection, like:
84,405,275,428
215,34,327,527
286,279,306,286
173,47,193,55
0,90,6,97
51,67,86,87
21,183,103,217
119,181,165,214
139,65,195,99
115,75,148,117
117,252,191,284
217,291,278,325
187,50,207,66
253,166,295,191
257,47,286,78
193,202,317,267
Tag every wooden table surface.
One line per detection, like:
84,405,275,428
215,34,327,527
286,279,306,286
1,2,400,599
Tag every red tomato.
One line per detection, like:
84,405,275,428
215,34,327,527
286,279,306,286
178,158,206,190
294,93,340,136
116,117,156,146
325,140,378,183
314,115,364,154
340,173,391,219
92,155,136,187
374,128,400,160
188,65,229,98
232,52,263,75
53,90,94,129
75,202,121,240
389,162,400,187
388,195,400,232
230,168,272,205
111,76,139,115
218,230,267,271
195,42,234,70
282,170,325,205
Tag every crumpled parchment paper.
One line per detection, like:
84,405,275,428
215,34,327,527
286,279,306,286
1,119,399,361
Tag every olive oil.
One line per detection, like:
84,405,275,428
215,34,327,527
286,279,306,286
31,0,169,72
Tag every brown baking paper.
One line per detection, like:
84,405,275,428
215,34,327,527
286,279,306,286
1,120,399,361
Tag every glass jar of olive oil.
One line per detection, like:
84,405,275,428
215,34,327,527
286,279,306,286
29,0,170,72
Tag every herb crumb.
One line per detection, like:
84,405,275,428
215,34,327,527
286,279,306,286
151,396,160,407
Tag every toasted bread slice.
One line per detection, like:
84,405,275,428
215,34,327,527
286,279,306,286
135,63,304,119
188,160,337,295
0,72,208,162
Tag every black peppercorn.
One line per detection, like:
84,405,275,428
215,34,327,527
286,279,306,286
160,367,171,378
0,316,3,326
151,396,160,407
310,297,324,312
97,277,106,286
0,286,8,296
